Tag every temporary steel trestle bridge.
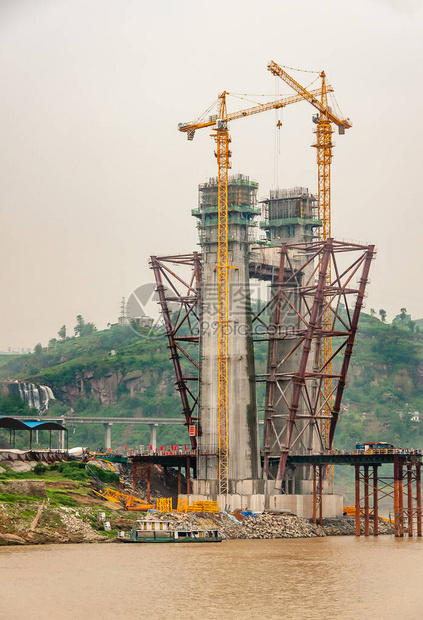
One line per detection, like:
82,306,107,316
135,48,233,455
291,452,423,537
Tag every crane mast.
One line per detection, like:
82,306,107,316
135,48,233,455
215,93,230,494
267,60,351,451
314,71,333,449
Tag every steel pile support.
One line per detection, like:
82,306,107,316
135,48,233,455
354,465,361,536
364,465,370,536
147,463,151,504
417,465,422,537
355,458,422,538
132,462,151,504
186,456,191,495
373,465,379,536
354,464,381,537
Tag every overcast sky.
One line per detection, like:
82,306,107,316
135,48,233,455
0,0,422,350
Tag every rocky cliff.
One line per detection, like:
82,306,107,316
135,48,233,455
55,367,173,408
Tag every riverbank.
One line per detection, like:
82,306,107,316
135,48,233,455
0,497,394,545
0,462,394,545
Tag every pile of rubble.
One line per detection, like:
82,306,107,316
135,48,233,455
57,507,102,542
158,510,325,539
154,511,397,539
322,517,394,536
241,513,325,539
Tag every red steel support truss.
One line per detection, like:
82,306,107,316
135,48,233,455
150,254,201,450
254,239,375,487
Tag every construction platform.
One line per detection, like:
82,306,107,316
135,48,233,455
284,451,423,537
129,449,423,532
287,450,423,466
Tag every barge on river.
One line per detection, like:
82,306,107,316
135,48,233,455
116,519,222,544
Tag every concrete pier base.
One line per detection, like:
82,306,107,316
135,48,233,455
182,491,343,519
192,478,264,496
265,494,343,518
103,423,112,450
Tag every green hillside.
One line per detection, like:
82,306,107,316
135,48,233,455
0,309,422,454
334,311,423,449
0,324,186,449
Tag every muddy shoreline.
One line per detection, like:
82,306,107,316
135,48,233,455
0,501,393,546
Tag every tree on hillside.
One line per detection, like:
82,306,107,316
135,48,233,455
370,308,376,317
371,328,418,369
0,394,35,416
74,315,97,338
58,325,67,340
393,308,411,324
74,315,84,336
379,309,387,322
392,308,413,329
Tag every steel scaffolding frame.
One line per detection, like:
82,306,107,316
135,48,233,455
150,253,201,450
254,239,375,487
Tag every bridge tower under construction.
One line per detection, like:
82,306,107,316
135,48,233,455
192,174,263,496
149,181,374,516
260,188,322,493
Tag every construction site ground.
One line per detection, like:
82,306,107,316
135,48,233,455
0,460,393,545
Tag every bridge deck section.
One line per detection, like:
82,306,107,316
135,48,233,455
287,451,423,467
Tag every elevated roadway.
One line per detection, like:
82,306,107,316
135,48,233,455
13,416,264,451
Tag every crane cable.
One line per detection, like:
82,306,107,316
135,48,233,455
192,98,219,125
274,62,320,75
274,77,282,190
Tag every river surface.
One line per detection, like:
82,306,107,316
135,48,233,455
1,536,422,619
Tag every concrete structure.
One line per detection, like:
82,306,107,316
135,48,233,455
149,424,158,452
260,188,322,493
260,187,320,245
192,174,262,495
184,493,343,518
142,181,373,516
103,423,112,450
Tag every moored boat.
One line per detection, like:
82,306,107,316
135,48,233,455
116,519,222,543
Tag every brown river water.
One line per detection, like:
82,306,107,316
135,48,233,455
1,537,422,620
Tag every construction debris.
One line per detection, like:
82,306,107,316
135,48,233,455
177,498,220,513
321,517,393,536
92,487,155,511
152,511,324,539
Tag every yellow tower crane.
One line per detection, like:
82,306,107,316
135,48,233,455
267,61,352,450
178,86,331,493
